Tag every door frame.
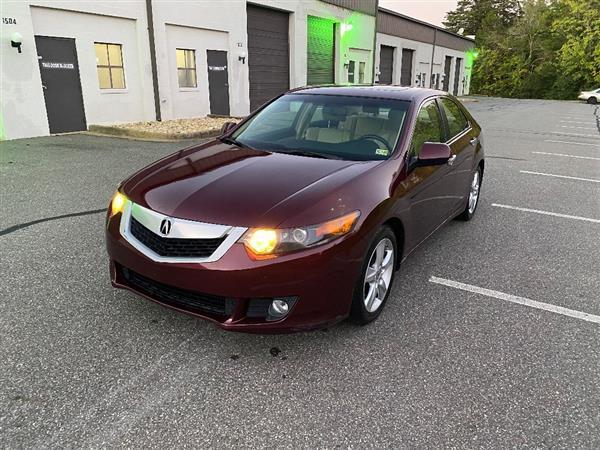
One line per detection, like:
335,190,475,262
35,35,87,133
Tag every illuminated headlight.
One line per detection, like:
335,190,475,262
109,191,127,218
241,210,360,258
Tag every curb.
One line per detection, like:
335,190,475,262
88,124,222,141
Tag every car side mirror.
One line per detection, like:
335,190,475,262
220,121,237,135
417,142,452,166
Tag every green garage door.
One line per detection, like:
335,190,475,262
307,16,335,85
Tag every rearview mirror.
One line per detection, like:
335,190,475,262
417,142,452,166
220,121,237,135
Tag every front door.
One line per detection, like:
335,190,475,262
35,36,86,133
403,99,455,246
346,48,370,84
206,50,230,116
400,49,413,86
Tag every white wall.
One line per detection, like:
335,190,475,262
151,1,249,119
1,0,155,140
375,32,469,95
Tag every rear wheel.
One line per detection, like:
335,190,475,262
587,96,598,104
458,167,482,221
350,227,397,325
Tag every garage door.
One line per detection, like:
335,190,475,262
400,49,414,86
379,45,394,84
247,5,289,111
307,16,335,85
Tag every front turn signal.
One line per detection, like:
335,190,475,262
109,191,127,218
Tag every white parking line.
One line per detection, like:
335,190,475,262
560,125,598,131
520,170,600,183
561,120,595,125
491,203,600,223
532,151,600,161
429,276,600,324
545,140,600,147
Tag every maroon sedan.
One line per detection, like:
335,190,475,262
106,86,484,333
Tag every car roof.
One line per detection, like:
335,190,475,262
288,85,448,103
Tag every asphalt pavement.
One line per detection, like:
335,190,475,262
1,98,599,448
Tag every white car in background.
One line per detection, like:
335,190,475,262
578,88,600,104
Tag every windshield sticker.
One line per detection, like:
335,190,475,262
375,148,389,156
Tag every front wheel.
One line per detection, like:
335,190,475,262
587,96,598,105
458,167,482,221
350,227,397,325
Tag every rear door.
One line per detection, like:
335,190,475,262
438,97,476,210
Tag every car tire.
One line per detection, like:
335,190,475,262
458,166,482,221
587,96,598,104
349,226,398,325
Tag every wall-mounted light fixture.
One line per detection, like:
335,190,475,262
238,50,247,64
11,32,23,53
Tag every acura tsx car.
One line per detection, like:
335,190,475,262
106,86,484,333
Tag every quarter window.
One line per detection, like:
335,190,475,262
176,49,197,88
440,98,469,138
95,43,125,89
409,101,444,158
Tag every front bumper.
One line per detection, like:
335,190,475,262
106,210,366,333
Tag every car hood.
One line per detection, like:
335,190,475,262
122,141,377,227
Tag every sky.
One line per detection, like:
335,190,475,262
378,0,459,27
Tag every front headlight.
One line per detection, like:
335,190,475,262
242,210,360,258
109,191,128,218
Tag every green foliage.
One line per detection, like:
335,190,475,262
446,0,600,99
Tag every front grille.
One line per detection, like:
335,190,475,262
130,216,226,258
121,266,234,317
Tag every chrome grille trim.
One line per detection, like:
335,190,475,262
119,200,247,263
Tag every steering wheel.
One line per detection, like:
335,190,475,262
360,134,392,151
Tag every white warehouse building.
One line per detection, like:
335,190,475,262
0,0,474,141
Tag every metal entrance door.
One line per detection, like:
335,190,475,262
400,49,414,86
35,36,86,133
443,56,452,91
206,50,230,116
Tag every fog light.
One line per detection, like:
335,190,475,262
269,299,289,317
266,297,298,321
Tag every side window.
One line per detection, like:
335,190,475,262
95,43,125,89
440,98,469,138
409,101,444,158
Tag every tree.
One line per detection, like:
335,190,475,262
448,0,600,99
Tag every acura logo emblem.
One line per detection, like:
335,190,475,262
159,218,172,235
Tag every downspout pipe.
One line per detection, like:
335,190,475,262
146,0,161,121
429,28,437,88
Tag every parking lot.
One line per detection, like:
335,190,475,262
1,97,599,447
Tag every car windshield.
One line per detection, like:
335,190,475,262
230,93,410,161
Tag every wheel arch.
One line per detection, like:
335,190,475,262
382,217,405,269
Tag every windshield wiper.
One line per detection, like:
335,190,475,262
220,136,254,150
271,147,340,160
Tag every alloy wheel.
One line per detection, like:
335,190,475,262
363,238,394,313
468,170,481,214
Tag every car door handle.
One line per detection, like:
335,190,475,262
447,155,457,166
469,137,478,146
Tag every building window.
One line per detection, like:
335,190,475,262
176,49,197,88
95,43,125,89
